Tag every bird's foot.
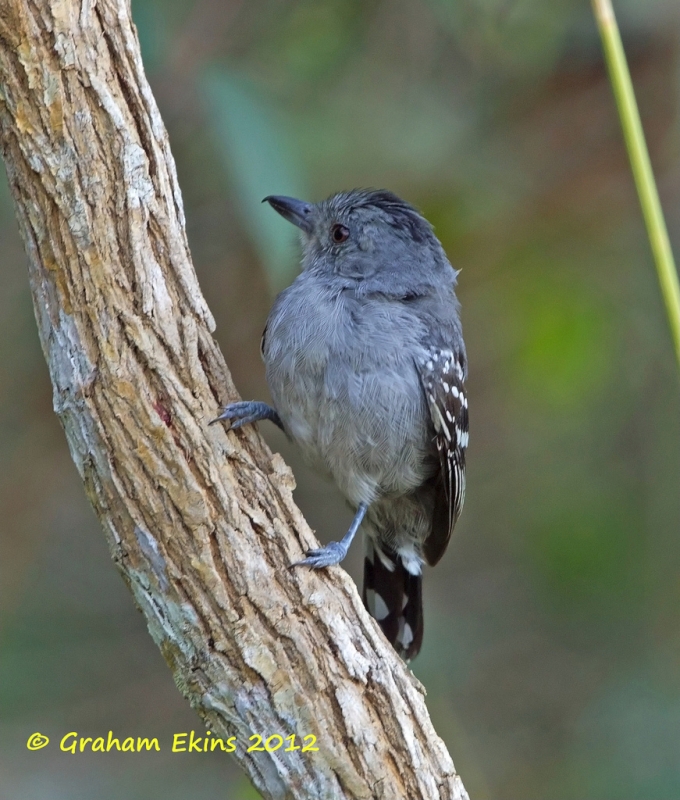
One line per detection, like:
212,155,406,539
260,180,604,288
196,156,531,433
291,540,350,569
291,502,368,570
209,401,284,431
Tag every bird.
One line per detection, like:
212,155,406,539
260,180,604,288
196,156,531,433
212,189,468,660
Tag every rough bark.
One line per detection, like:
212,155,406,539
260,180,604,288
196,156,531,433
0,1,469,798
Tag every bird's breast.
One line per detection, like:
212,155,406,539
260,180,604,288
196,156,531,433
263,280,434,503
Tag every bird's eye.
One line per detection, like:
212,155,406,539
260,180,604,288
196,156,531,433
330,224,350,243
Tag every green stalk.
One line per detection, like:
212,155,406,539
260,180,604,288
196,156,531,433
592,0,680,371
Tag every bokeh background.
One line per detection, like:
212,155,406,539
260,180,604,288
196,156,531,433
2,0,680,798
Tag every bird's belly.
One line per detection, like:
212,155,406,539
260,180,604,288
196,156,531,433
263,278,436,505
269,354,433,507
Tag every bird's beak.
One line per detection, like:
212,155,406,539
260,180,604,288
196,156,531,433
263,195,314,233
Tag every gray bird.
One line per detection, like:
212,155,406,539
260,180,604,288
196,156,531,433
212,189,468,659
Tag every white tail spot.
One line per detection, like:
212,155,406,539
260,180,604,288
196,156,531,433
373,593,390,621
399,622,414,650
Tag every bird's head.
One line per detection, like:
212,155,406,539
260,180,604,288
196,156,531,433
263,189,456,297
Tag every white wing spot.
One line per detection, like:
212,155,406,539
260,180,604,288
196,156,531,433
432,405,451,441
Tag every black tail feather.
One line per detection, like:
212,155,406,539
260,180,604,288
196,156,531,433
363,540,424,660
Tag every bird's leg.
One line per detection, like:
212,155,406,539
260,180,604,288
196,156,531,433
292,502,368,569
209,401,285,432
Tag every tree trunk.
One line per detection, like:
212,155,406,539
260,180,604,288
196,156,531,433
0,1,469,798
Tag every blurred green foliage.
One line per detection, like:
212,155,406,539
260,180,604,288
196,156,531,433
263,0,363,81
2,1,680,799
529,497,645,612
511,267,614,409
202,69,309,291
427,0,579,75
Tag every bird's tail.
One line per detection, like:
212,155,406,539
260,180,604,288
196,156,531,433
363,539,423,660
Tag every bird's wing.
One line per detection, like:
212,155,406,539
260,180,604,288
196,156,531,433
416,348,468,565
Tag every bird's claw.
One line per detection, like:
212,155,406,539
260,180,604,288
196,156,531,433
209,401,265,429
210,401,285,433
291,541,348,569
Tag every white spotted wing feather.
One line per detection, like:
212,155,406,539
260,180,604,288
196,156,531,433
417,348,468,565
